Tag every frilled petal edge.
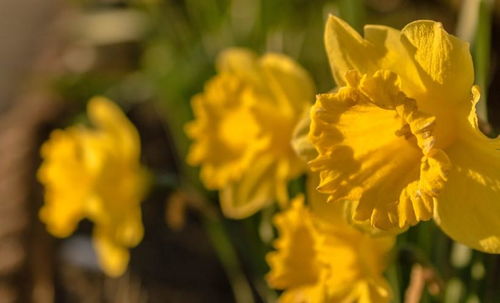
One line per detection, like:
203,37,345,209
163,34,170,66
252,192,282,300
308,70,450,231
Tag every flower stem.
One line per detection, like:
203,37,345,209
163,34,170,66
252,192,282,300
474,0,493,123
204,217,255,303
387,260,402,303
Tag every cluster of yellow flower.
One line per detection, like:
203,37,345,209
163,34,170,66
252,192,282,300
38,15,500,300
38,97,149,276
185,16,500,301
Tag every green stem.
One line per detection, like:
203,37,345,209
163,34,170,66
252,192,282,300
153,173,179,189
387,259,402,303
474,0,493,123
204,217,255,303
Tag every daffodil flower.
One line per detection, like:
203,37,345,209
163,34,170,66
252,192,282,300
266,175,394,302
309,16,500,253
38,97,149,276
186,48,315,218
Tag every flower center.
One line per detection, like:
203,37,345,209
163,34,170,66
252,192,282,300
308,69,451,231
356,70,437,155
219,104,260,151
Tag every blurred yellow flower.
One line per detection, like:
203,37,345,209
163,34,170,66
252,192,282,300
186,48,315,218
38,97,149,276
266,175,394,303
309,16,500,253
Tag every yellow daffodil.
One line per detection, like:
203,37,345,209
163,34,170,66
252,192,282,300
266,175,394,302
308,16,500,253
186,48,315,218
38,97,149,276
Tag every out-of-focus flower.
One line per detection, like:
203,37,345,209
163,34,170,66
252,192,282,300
186,48,315,218
308,16,500,253
38,97,149,276
266,175,394,302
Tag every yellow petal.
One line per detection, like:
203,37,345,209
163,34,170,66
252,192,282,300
343,280,392,303
220,155,282,218
93,227,130,277
279,280,328,303
308,172,397,237
300,176,395,302
306,173,349,229
216,48,261,85
400,20,474,111
266,191,395,302
90,203,145,248
324,15,382,86
185,75,267,189
38,96,147,278
266,196,321,289
325,17,474,135
434,88,500,253
260,53,315,114
363,24,425,96
249,90,307,183
279,288,326,303
325,16,424,93
117,210,145,246
309,70,450,231
316,211,394,303
87,96,141,160
38,129,93,237
187,49,311,215
291,108,318,163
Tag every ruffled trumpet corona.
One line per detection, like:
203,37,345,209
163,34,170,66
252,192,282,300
308,16,500,253
186,48,315,218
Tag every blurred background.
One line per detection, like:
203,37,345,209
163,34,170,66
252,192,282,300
0,0,499,302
